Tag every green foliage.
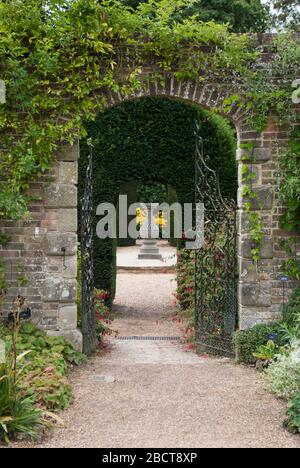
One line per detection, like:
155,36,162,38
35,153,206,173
124,0,270,32
234,322,286,365
79,97,237,292
137,181,167,204
265,340,300,401
285,394,300,434
94,289,118,338
118,182,138,247
176,249,195,313
253,340,280,362
174,249,195,337
0,355,44,443
244,34,300,131
279,128,300,232
250,287,300,433
238,288,300,432
167,185,179,247
18,352,73,411
283,288,300,328
240,144,265,263
272,0,300,31
239,287,300,365
0,322,86,411
278,239,300,281
176,0,270,33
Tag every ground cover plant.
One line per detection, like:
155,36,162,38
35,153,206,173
0,312,86,443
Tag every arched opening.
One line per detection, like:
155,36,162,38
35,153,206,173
78,96,238,355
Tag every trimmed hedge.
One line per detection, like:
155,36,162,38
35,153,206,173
79,97,237,296
118,181,138,247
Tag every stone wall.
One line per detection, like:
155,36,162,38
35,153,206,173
0,143,82,351
0,72,299,351
237,117,300,328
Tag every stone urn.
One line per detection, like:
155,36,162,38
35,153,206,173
138,203,162,261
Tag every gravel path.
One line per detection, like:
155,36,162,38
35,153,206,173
14,273,300,448
113,272,179,337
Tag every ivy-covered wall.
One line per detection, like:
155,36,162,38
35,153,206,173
79,97,237,297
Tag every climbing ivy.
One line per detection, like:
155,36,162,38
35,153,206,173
239,143,264,263
279,127,300,232
244,34,300,131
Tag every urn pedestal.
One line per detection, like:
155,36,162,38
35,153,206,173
138,203,162,261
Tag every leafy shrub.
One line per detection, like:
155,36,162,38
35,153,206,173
18,351,73,411
247,290,300,432
234,322,286,365
285,394,300,434
265,340,300,401
253,340,280,363
0,322,86,411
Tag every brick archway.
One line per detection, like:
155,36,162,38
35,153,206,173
0,66,296,351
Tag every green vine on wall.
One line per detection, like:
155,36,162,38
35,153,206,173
279,238,300,281
279,126,300,232
222,33,300,264
240,143,264,264
278,126,300,280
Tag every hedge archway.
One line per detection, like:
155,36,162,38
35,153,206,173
79,97,237,298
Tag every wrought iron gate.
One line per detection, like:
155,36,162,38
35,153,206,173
81,143,97,355
194,124,238,357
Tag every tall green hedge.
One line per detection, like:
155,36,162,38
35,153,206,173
79,97,237,298
117,181,139,247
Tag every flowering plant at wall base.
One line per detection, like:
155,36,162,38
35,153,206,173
94,290,118,340
176,249,195,316
168,249,196,346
